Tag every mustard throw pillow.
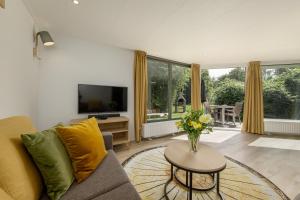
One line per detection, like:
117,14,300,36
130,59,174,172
56,118,107,183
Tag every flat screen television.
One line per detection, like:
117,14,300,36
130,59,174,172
78,84,128,113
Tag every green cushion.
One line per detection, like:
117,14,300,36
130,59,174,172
21,127,74,200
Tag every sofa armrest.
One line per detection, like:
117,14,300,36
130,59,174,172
102,132,113,150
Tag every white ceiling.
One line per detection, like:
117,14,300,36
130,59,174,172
25,0,300,66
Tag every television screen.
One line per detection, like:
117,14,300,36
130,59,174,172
78,84,128,113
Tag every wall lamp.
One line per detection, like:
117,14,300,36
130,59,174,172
33,31,55,58
73,0,79,5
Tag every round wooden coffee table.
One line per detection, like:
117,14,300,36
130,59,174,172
164,141,226,200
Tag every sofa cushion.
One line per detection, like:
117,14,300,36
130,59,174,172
21,127,74,200
57,118,107,183
91,182,141,200
40,150,129,200
0,116,43,200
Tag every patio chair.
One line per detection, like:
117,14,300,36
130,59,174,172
225,102,243,125
204,102,219,121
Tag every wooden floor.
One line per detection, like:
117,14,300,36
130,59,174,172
115,131,300,199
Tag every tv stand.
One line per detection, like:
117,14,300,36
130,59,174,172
71,116,129,147
88,113,120,120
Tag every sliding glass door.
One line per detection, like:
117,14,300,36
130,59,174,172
201,67,246,126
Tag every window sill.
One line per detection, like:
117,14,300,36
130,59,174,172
146,118,181,123
264,118,300,123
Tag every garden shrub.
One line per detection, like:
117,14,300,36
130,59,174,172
263,81,293,119
213,79,244,106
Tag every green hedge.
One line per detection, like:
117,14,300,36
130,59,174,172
213,79,244,106
263,81,293,119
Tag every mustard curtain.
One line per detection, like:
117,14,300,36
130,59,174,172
191,64,201,110
0,0,5,9
134,51,148,142
242,61,264,134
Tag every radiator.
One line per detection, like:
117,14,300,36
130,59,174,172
264,119,300,135
143,119,300,138
143,120,179,138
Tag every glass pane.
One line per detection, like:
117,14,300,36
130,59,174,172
262,64,300,120
201,67,246,126
171,65,191,119
147,59,169,121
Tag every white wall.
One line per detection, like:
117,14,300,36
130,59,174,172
0,0,38,123
37,35,135,140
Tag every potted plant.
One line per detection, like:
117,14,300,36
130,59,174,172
176,109,213,152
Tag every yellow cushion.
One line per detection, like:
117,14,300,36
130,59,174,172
0,116,42,200
56,118,107,183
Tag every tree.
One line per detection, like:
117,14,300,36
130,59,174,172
201,69,214,102
147,60,191,113
218,68,246,82
275,67,288,75
171,66,191,105
213,79,244,105
262,67,300,119
148,61,169,112
283,68,300,96
281,68,300,119
263,83,293,119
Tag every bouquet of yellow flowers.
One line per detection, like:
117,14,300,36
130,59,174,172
176,109,213,152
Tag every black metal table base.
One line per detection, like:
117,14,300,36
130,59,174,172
174,168,216,191
164,164,224,200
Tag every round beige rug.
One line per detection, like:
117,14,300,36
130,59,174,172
123,147,290,200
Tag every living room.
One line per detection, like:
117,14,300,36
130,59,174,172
1,0,300,200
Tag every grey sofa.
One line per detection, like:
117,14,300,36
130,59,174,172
40,132,141,200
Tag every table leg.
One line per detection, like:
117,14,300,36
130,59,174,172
216,172,224,200
186,170,188,186
217,172,220,193
171,164,173,180
164,164,173,200
189,172,193,200
186,170,189,199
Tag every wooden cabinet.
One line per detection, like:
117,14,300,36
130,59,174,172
71,116,129,147
97,117,129,146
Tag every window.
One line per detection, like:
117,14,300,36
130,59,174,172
147,57,191,122
262,64,300,120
